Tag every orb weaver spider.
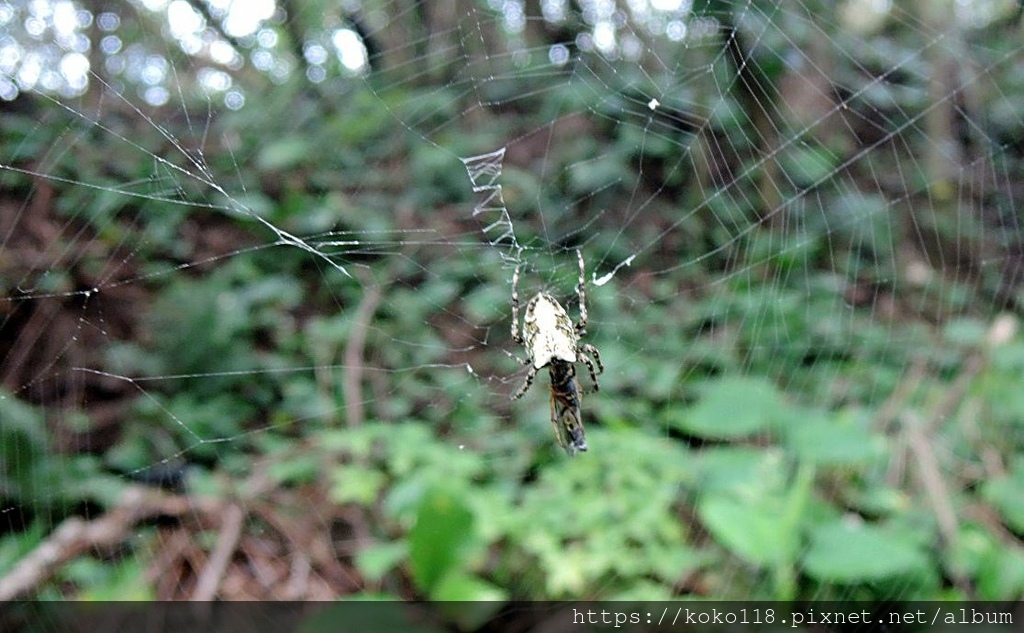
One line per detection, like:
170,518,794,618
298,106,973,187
510,250,604,455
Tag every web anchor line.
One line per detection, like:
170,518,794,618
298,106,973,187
460,148,519,252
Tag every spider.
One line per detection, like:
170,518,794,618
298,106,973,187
510,250,604,455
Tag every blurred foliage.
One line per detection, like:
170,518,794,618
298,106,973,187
2,0,1024,613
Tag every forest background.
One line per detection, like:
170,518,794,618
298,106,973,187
2,0,1024,612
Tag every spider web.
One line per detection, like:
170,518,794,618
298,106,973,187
2,0,1024,605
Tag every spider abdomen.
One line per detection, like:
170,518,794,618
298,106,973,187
523,293,578,368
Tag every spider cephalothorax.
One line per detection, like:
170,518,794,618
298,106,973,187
510,250,603,455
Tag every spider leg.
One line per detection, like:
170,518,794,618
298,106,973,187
511,364,538,400
578,345,604,393
574,249,588,334
580,344,603,374
503,349,531,367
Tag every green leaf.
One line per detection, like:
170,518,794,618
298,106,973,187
943,318,988,347
330,465,388,505
0,521,45,576
698,495,798,568
782,409,886,466
781,144,838,185
847,486,911,516
982,470,1024,533
409,486,477,593
696,446,787,495
433,575,506,630
568,152,629,194
803,520,930,582
673,377,784,439
949,523,1024,600
257,136,311,171
267,454,320,485
433,573,507,615
356,542,409,583
977,544,1024,600
0,391,47,487
60,552,151,599
502,428,697,597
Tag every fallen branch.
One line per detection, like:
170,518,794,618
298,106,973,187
343,279,384,428
0,487,222,601
191,502,246,600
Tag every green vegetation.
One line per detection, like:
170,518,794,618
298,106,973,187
2,0,1024,611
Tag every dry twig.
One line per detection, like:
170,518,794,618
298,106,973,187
0,487,222,601
191,503,246,600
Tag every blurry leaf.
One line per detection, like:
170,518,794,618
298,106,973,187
695,446,787,495
640,358,683,401
781,144,837,185
990,341,1024,372
541,545,590,596
949,522,1024,600
409,486,477,593
803,520,930,582
828,194,894,262
433,574,506,626
161,393,254,461
434,569,505,598
257,136,310,171
62,457,126,508
982,466,1024,533
505,428,697,597
330,89,392,144
847,486,911,517
781,409,886,466
709,96,744,131
356,542,409,583
647,544,708,584
61,554,152,600
0,392,47,490
386,477,431,523
568,153,629,194
977,544,1024,600
699,495,797,567
0,521,45,576
0,392,120,510
266,447,319,485
976,361,1024,427
76,560,153,600
673,377,784,439
330,465,388,505
278,377,336,428
221,191,275,218
943,318,988,347
946,522,989,579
